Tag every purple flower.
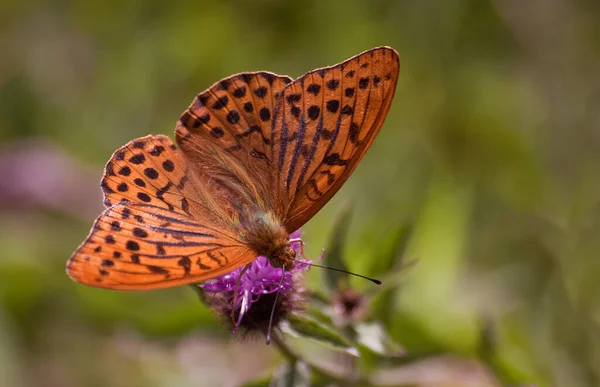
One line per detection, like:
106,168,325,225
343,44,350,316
199,230,322,336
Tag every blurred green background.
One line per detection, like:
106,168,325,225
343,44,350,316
2,0,600,386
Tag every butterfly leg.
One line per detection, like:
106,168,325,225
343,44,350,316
289,238,308,260
266,266,286,345
231,263,252,326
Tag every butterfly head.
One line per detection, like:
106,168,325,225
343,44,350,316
268,244,296,271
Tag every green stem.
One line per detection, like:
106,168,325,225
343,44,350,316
269,329,372,386
269,330,298,364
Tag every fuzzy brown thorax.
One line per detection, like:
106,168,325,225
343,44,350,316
242,211,296,270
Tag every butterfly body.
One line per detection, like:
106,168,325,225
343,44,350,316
238,210,296,270
67,47,399,290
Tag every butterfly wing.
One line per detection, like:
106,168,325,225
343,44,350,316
69,48,399,289
271,47,400,232
67,203,257,290
68,135,258,289
175,71,295,220
101,134,197,215
177,71,292,165
174,48,399,230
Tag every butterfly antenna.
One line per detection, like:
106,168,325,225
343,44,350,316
300,261,382,285
266,266,286,345
289,238,381,285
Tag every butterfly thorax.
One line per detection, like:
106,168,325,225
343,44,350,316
242,211,296,270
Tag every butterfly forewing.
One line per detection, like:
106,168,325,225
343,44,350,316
177,72,292,164
272,47,400,232
67,203,257,290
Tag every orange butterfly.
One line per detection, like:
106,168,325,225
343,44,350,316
67,47,399,290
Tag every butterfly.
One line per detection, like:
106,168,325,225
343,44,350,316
66,47,400,290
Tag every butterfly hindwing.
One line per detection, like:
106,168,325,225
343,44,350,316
75,133,262,289
101,135,196,216
67,203,257,290
272,47,400,232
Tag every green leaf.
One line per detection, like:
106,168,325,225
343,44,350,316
383,222,414,274
369,355,502,387
269,361,311,387
305,299,335,326
323,205,353,290
355,322,405,357
368,223,416,326
240,374,271,387
366,222,414,285
284,314,357,355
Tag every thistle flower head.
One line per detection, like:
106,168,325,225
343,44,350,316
200,230,322,337
331,288,368,327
